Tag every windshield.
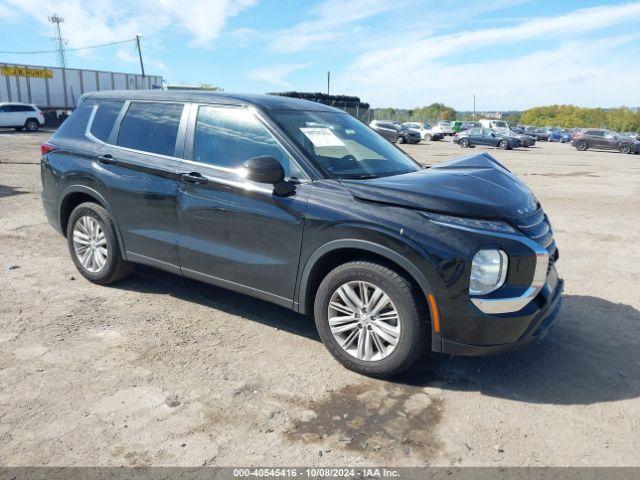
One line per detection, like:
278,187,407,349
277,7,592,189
270,110,421,179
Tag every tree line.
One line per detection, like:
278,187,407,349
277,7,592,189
373,103,640,133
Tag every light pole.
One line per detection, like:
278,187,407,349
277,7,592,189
48,14,67,68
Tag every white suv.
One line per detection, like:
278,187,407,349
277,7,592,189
432,121,454,136
0,102,45,132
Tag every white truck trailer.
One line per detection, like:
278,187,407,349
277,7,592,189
1,62,163,110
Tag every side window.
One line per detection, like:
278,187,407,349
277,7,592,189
193,106,302,178
52,105,94,141
117,102,184,156
90,100,124,142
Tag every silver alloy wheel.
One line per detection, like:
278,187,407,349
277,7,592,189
328,280,401,361
73,216,108,273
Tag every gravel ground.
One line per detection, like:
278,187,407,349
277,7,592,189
1,129,639,467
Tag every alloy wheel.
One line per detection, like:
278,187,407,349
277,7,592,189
73,216,108,273
327,281,401,361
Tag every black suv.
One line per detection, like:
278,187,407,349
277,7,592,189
41,91,563,377
369,120,421,144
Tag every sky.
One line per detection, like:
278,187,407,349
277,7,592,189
1,0,639,110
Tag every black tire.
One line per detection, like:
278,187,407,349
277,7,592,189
459,138,469,148
619,144,631,154
66,202,134,284
396,136,405,144
498,139,509,150
24,119,39,132
313,261,429,377
576,140,588,151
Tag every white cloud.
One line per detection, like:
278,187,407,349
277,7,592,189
269,0,409,53
249,63,310,88
339,2,640,108
0,0,258,48
341,35,640,110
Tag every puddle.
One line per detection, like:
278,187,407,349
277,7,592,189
285,381,443,460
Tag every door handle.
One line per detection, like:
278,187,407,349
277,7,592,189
97,154,116,165
180,172,208,185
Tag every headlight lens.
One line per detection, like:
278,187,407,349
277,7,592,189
469,249,508,295
424,213,516,234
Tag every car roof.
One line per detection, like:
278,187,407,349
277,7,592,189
83,90,344,113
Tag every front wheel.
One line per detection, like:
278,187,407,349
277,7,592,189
67,202,134,284
313,261,429,377
619,145,631,154
499,139,509,150
396,136,405,144
459,138,469,148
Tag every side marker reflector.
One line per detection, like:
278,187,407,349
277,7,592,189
427,294,440,333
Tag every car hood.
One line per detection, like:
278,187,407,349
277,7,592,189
339,152,538,219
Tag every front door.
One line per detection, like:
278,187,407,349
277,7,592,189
177,104,310,307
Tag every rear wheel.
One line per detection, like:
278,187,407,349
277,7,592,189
619,144,631,154
67,202,134,284
314,261,429,377
24,119,39,132
459,138,469,148
576,140,588,151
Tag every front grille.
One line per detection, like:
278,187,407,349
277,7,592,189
510,207,556,257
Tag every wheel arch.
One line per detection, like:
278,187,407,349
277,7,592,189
295,239,434,317
58,185,127,258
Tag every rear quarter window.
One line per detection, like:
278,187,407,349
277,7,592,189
51,105,93,143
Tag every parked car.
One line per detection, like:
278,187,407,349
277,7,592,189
547,128,571,143
369,120,421,144
620,131,640,141
494,128,536,147
403,122,444,141
432,121,454,136
0,102,45,131
571,129,640,154
453,128,520,150
41,91,562,377
479,119,509,130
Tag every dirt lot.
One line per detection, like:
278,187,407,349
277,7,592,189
1,130,639,467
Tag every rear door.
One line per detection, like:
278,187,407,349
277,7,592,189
176,104,311,306
97,100,187,268
587,130,607,149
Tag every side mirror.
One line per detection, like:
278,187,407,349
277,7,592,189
242,156,295,196
242,156,285,184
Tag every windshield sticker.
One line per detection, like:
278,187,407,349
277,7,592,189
300,127,345,147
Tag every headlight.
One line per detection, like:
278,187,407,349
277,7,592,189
469,249,508,295
424,213,516,234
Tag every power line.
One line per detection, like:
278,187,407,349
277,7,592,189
0,38,136,55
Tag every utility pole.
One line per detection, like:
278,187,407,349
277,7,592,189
135,34,145,77
49,14,67,68
472,93,478,120
327,71,330,95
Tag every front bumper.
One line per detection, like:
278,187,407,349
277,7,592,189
440,277,563,355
